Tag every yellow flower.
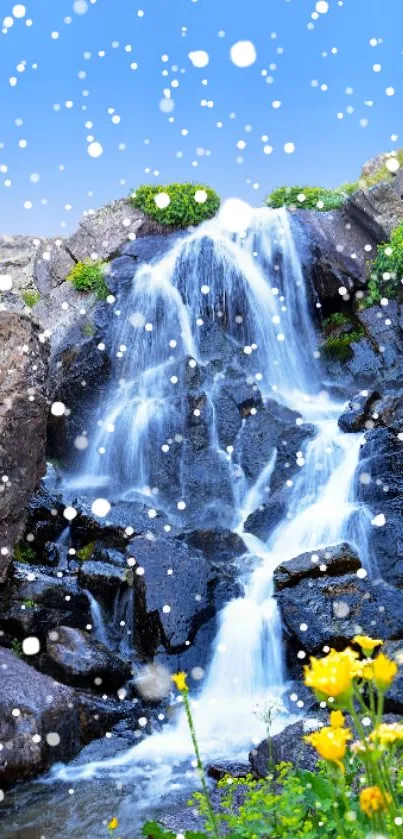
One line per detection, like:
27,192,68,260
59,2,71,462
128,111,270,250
108,818,119,830
304,724,352,769
353,635,383,656
359,786,391,816
370,723,403,747
330,710,345,728
171,671,188,692
304,648,358,701
372,653,398,691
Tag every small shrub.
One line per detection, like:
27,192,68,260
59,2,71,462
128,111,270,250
14,541,36,564
22,599,36,609
130,183,220,228
77,542,96,561
322,312,350,329
11,639,22,657
67,260,109,300
363,221,403,306
22,289,41,308
81,322,95,337
267,183,358,212
322,329,364,362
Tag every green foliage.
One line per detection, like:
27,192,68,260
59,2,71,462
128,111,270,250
322,329,364,362
143,762,367,839
14,541,36,564
77,541,96,561
363,221,403,306
22,289,41,308
22,599,36,609
67,260,109,300
11,639,22,657
267,183,358,212
322,312,350,329
131,183,221,228
360,149,403,188
81,322,95,337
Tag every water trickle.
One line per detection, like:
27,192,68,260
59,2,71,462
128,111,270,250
85,590,109,647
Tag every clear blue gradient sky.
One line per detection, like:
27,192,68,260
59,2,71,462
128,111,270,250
0,0,402,235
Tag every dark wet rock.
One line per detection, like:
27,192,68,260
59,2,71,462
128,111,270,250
274,543,361,592
347,183,403,241
292,209,372,312
0,314,49,582
179,447,235,529
42,626,131,691
0,564,90,641
277,568,403,656
76,691,138,743
356,428,403,586
269,423,315,494
281,681,322,716
71,497,172,548
0,647,80,785
78,561,127,600
250,721,318,777
245,487,290,541
207,760,251,780
372,392,403,430
338,390,380,432
236,400,300,482
181,529,246,564
131,536,212,655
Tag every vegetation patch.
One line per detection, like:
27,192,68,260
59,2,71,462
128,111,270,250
81,322,95,337
361,221,403,307
142,639,403,838
67,260,109,300
14,541,36,564
360,148,403,188
322,312,351,330
22,289,41,308
322,329,364,362
77,541,96,561
267,183,358,212
130,183,220,227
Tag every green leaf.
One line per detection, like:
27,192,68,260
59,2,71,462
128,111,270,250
297,769,334,802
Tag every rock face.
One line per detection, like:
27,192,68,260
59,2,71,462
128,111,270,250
276,543,403,661
250,721,318,777
0,647,80,785
0,314,49,582
43,626,131,690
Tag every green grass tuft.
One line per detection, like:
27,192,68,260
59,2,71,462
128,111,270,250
130,182,221,227
267,183,358,212
67,260,109,300
22,289,41,308
77,542,96,561
14,542,36,564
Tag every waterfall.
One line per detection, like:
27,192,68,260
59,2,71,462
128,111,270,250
85,591,109,647
56,200,371,780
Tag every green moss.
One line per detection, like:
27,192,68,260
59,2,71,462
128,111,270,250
267,183,358,212
81,322,95,337
11,639,22,657
322,329,364,362
22,599,36,609
67,260,109,300
14,542,36,564
77,541,96,561
359,148,403,188
362,221,403,307
322,312,350,329
22,289,41,308
130,182,221,228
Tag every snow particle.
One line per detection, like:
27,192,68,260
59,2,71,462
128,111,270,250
22,636,40,656
91,498,111,518
188,50,209,68
87,141,104,158
230,41,257,68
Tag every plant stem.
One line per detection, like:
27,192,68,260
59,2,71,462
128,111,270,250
182,691,220,839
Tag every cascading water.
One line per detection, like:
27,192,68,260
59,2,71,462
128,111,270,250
56,201,371,786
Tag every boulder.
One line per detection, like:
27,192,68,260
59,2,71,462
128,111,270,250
356,428,403,586
43,626,131,690
0,314,49,582
274,543,361,592
277,566,403,657
347,183,403,241
0,647,80,785
250,721,318,777
338,390,380,432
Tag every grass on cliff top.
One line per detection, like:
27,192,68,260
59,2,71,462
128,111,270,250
359,148,403,188
267,183,358,212
67,260,109,300
130,183,221,227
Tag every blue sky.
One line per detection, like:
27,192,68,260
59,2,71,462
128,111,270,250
0,0,402,235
